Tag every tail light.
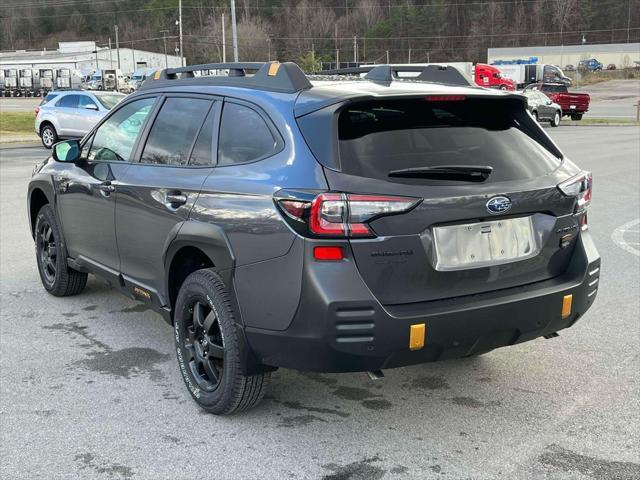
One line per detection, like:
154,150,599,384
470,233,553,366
558,172,592,212
278,193,420,238
558,172,592,229
34,107,40,116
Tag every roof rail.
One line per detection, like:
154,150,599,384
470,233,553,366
139,61,312,94
316,64,474,87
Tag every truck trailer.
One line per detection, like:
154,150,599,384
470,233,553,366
491,61,571,88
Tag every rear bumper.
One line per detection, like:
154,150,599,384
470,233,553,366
244,232,600,373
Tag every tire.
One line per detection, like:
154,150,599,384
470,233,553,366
174,268,270,415
34,205,88,297
500,85,507,90
550,111,561,127
571,114,583,121
40,124,58,149
532,111,539,122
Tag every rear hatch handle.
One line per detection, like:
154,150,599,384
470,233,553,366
388,165,493,182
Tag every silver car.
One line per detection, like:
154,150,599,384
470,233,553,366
35,90,125,148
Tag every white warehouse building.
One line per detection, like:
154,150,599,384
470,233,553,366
0,41,183,75
487,42,640,69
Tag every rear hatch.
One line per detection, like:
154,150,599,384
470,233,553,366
298,94,581,305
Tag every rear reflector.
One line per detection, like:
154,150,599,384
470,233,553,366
409,323,426,351
561,294,573,319
313,246,344,261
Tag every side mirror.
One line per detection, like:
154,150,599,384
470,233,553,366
52,139,81,163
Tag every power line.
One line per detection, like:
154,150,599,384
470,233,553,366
184,27,640,42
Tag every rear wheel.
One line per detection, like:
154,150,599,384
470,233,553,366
40,124,57,149
174,269,270,415
35,205,87,296
550,111,561,127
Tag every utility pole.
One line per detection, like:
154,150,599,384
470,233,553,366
627,0,632,43
408,48,411,63
336,49,340,69
114,25,121,69
132,45,136,72
230,0,239,62
94,48,99,69
160,30,169,68
221,13,226,62
108,38,113,66
178,0,184,66
386,50,389,64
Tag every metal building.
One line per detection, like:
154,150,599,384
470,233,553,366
0,41,184,75
487,43,640,69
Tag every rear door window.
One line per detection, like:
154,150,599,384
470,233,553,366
140,97,212,166
336,98,561,184
77,95,98,110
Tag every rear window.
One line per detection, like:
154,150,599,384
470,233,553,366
39,93,58,106
541,85,567,93
336,98,561,184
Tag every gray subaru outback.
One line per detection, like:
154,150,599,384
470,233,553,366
28,62,600,414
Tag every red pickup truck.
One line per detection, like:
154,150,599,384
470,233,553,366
523,83,590,120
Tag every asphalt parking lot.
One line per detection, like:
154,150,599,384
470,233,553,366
0,126,638,479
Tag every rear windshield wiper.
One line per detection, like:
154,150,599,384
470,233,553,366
388,165,493,182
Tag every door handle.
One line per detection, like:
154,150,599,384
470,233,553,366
99,181,116,194
165,192,187,208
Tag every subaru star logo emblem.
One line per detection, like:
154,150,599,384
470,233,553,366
486,196,512,214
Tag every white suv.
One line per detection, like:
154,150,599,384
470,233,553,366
35,90,124,148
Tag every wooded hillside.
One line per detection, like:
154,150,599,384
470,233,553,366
1,0,638,66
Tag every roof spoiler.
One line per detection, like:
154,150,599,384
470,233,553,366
140,61,313,94
315,64,474,87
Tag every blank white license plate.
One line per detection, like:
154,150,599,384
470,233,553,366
432,217,540,271
570,105,576,109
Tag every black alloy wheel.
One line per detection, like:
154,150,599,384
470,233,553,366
36,219,57,287
174,268,270,414
183,299,225,391
34,205,87,296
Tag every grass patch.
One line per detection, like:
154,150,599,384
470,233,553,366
0,112,35,134
570,117,640,126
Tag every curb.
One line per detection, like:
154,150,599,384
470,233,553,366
0,142,41,150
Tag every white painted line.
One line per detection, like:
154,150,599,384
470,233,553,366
611,218,640,257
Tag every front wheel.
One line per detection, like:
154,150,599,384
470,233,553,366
550,111,561,127
35,205,88,296
174,269,270,415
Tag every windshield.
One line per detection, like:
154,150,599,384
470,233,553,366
95,94,124,110
335,98,561,184
131,75,143,81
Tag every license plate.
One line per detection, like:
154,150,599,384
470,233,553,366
432,217,540,271
570,105,576,109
